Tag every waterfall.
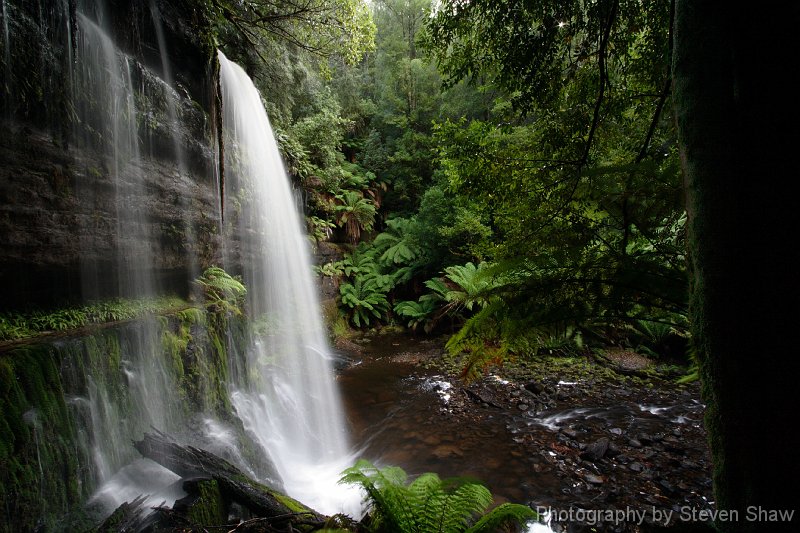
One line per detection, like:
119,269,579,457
148,0,200,282
65,10,189,513
74,12,157,299
3,2,362,523
218,51,360,516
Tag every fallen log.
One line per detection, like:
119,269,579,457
133,430,326,527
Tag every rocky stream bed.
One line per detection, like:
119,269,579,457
337,333,715,532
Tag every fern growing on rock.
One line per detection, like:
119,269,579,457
340,460,536,533
194,266,247,315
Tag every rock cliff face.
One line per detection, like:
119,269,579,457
0,3,316,530
0,0,221,310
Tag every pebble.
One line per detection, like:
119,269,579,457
562,428,578,439
585,473,605,485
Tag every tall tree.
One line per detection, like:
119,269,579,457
211,0,375,65
424,0,685,350
673,2,800,530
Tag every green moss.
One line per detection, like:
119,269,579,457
272,491,311,513
0,296,189,341
0,298,254,531
186,479,226,526
0,346,83,532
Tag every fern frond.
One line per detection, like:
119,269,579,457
465,503,538,533
340,461,525,533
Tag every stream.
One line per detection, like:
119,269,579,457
337,333,713,531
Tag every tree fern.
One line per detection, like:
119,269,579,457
373,217,422,266
442,262,495,311
340,461,536,533
335,190,377,243
394,300,437,332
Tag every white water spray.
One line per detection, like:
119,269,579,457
218,51,360,516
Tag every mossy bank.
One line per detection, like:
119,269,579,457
0,303,256,533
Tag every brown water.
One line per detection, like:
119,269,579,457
337,334,562,506
336,332,711,528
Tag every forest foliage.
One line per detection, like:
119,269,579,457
217,0,689,376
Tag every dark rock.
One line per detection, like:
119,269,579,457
524,380,544,395
609,427,623,436
518,403,530,411
580,437,610,462
629,462,644,472
134,430,324,523
562,427,578,439
658,479,675,493
628,438,643,448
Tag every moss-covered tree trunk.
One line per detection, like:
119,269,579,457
673,2,800,531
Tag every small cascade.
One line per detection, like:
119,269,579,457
64,9,189,513
148,0,200,281
58,321,187,512
73,12,157,299
218,51,360,516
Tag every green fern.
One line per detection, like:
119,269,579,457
466,503,540,533
442,262,496,311
335,190,377,243
340,277,390,327
394,300,438,332
373,218,422,267
0,296,188,341
340,460,536,533
194,266,247,315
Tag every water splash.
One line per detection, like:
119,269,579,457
218,50,360,516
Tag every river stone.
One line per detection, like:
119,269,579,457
628,438,643,448
629,462,644,472
580,437,610,462
606,443,621,457
524,381,544,395
517,403,529,411
562,427,578,439
585,473,605,485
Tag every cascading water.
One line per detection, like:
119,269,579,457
4,2,364,522
66,10,189,512
218,51,361,516
74,11,156,299
148,1,200,281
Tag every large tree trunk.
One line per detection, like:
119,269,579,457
673,2,800,531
